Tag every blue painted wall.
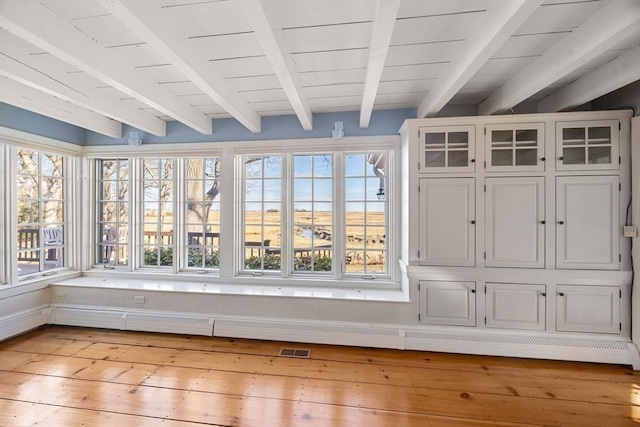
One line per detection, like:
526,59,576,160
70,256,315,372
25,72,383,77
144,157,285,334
0,103,85,145
84,109,416,146
1,102,416,146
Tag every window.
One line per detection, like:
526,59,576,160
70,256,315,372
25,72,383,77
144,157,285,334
344,153,388,275
142,158,174,267
16,148,66,276
185,157,221,269
97,159,129,266
243,155,282,271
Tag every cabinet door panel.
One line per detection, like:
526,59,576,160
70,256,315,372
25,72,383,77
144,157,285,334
420,281,476,326
418,126,476,173
556,285,620,333
556,176,619,270
419,178,475,266
556,120,619,171
486,283,546,330
486,177,544,268
485,123,544,172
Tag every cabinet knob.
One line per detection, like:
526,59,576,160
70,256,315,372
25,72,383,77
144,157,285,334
559,156,564,160
540,220,546,225
558,221,565,225
541,157,546,161
558,292,565,297
470,220,476,225
470,289,476,294
541,292,546,297
470,159,476,163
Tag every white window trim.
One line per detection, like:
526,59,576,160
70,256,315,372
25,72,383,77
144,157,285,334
1,127,82,286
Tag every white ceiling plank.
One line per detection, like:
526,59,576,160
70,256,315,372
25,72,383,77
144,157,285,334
417,0,543,118
360,0,402,128
0,77,122,138
97,0,261,133
539,46,640,112
0,49,166,137
238,0,313,130
0,0,212,135
479,0,640,115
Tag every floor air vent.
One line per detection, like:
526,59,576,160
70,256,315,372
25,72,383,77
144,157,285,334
279,348,311,358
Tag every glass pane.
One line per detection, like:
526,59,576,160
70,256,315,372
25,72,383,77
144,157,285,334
563,147,586,165
294,226,313,248
293,155,312,177
118,160,129,180
144,159,159,179
588,146,611,164
345,178,365,200
492,130,513,147
294,204,312,224
17,176,38,199
346,250,364,273
314,226,332,245
101,182,117,201
448,132,468,148
515,149,537,166
425,151,445,168
345,202,365,225
119,182,129,201
515,129,537,147
42,201,63,224
366,177,382,200
17,200,39,224
563,128,585,145
263,156,282,178
425,132,445,146
293,252,313,272
345,154,365,176
294,179,312,201
314,155,332,177
42,154,62,177
365,250,386,273
346,226,365,249
263,179,281,201
492,150,512,166
17,150,38,174
314,178,332,201
313,203,332,225
588,126,611,143
448,151,468,167
263,225,280,247
367,226,386,248
245,156,263,177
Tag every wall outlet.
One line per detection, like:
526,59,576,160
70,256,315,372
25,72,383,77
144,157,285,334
134,295,145,304
624,225,637,238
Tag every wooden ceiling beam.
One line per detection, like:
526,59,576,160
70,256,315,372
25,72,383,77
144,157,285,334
99,0,261,133
0,0,212,135
0,46,166,137
0,77,122,138
238,0,312,130
417,0,543,118
538,45,640,113
479,0,640,116
360,0,401,128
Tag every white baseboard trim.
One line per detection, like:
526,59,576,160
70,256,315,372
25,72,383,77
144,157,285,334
5,305,638,369
0,306,51,341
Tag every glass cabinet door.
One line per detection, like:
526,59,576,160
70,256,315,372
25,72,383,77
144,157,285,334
556,120,619,171
485,123,544,172
418,125,475,173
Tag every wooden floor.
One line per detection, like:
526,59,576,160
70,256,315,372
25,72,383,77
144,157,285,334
0,326,638,426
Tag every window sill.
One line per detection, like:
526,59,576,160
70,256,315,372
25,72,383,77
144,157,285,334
1,270,82,299
54,271,410,303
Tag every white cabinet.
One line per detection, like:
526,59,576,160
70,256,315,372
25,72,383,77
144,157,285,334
485,123,544,172
556,176,619,270
556,120,619,171
419,281,476,326
485,177,545,268
556,285,620,334
418,125,475,173
485,283,546,331
419,178,475,266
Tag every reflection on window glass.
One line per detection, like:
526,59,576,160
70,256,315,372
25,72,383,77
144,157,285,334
97,159,129,266
344,153,387,275
17,149,65,275
293,154,333,273
243,155,282,271
185,157,220,269
142,158,174,267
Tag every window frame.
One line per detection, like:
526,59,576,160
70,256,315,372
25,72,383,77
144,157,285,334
86,136,400,288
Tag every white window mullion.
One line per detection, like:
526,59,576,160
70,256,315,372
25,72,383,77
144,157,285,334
219,148,235,278
131,158,141,271
334,153,345,279
282,154,291,277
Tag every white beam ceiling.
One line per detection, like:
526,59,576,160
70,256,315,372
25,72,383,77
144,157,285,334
539,45,640,113
238,0,313,131
417,0,543,118
0,0,212,135
0,77,122,138
479,0,640,116
99,0,262,134
0,44,166,137
360,0,401,128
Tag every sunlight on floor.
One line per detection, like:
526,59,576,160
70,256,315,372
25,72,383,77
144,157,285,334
632,383,640,422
